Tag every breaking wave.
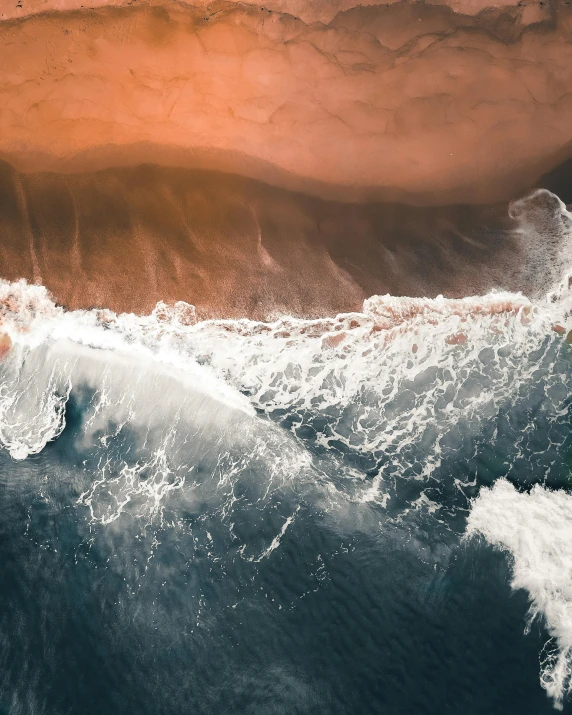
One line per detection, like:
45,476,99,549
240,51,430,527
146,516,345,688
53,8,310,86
467,480,572,710
2,188,572,711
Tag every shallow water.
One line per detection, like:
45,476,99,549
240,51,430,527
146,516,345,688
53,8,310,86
1,190,572,713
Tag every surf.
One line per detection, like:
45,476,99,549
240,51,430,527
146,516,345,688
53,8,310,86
1,187,572,709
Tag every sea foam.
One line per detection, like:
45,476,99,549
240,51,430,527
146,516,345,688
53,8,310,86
467,479,572,710
0,190,571,706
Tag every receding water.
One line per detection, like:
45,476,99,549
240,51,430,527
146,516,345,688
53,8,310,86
2,190,572,714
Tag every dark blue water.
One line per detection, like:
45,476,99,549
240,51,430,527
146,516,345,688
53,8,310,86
0,335,570,715
2,187,572,715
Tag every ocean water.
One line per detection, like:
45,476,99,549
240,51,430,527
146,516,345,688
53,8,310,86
2,189,572,713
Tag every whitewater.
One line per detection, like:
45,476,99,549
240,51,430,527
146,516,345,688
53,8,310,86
2,188,572,713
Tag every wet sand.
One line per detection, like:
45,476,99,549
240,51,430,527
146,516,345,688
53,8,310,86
0,159,533,319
